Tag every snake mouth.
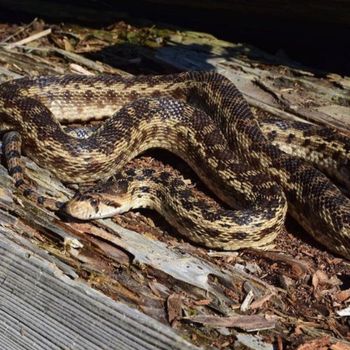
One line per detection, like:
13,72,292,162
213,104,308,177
63,193,131,220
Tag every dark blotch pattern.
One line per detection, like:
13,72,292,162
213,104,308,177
287,133,295,143
37,196,46,204
23,188,33,196
8,165,23,176
15,179,25,187
5,149,20,159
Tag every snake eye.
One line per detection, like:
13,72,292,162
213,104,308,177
90,198,99,207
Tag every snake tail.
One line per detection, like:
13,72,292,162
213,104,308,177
3,131,63,210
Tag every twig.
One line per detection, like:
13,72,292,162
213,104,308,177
240,289,255,312
4,28,52,49
0,18,38,44
0,66,23,80
9,45,129,75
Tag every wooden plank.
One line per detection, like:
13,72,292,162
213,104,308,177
0,231,199,350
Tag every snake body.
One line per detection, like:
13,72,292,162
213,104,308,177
0,71,349,258
66,157,285,250
260,116,350,189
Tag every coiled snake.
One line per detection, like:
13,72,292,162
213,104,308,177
0,71,349,258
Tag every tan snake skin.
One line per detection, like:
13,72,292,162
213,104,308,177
0,71,349,258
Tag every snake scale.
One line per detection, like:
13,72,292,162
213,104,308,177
0,71,349,258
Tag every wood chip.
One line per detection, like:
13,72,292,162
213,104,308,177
167,293,183,325
186,314,276,332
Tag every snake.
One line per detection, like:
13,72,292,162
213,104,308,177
0,71,349,258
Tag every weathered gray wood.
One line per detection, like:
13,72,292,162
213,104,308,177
0,231,200,350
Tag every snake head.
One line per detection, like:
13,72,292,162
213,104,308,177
64,178,132,220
